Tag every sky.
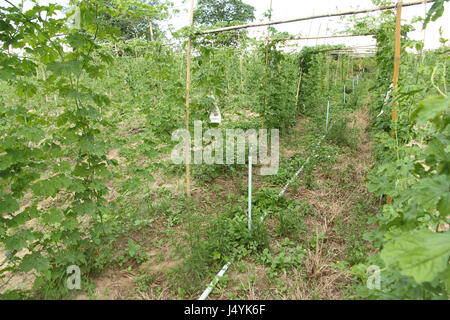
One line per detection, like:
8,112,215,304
167,0,450,51
5,0,450,51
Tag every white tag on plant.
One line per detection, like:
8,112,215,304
209,96,222,124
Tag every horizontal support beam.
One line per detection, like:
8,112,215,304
200,0,434,35
272,33,374,42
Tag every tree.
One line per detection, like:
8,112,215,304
194,0,255,27
193,0,255,46
99,0,169,40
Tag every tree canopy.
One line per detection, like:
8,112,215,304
194,0,255,27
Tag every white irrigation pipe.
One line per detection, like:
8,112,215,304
278,123,333,198
198,261,232,300
198,146,253,300
198,103,335,300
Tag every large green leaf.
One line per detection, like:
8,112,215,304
381,229,450,284
410,96,450,126
20,252,50,273
0,195,19,215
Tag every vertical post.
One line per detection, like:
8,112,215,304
326,56,330,93
149,20,154,41
305,9,314,47
262,0,273,130
343,84,346,104
326,96,330,133
392,0,402,135
295,66,303,108
334,54,340,86
240,53,244,92
351,58,354,79
387,0,402,205
185,0,195,197
42,66,49,102
315,23,321,46
248,146,252,232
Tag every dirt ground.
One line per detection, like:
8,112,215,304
1,97,377,300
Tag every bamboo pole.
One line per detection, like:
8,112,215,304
240,53,244,92
319,58,323,94
185,0,195,197
315,23,321,46
42,66,49,102
334,54,340,86
392,0,402,129
326,57,330,93
149,20,157,104
316,24,322,94
199,0,433,34
149,20,154,41
387,0,403,205
351,57,354,79
347,56,351,81
295,58,304,108
262,0,273,130
305,9,314,47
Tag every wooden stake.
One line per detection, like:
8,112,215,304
295,59,304,108
351,57,354,79
315,23,321,46
319,59,323,94
305,9,314,47
347,56,351,81
326,57,330,93
335,54,340,86
387,0,403,205
240,53,244,92
262,0,273,130
392,0,402,128
185,0,195,197
42,66,49,102
149,20,154,41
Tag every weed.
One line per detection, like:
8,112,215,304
327,118,358,150
275,204,305,238
133,273,156,293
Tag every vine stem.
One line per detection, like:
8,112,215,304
431,66,447,97
3,0,65,60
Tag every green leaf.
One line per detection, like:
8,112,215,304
406,175,450,213
437,194,450,216
47,61,82,76
31,175,72,197
4,229,35,251
20,252,50,273
423,0,448,28
410,96,450,126
381,229,450,284
42,208,64,225
0,195,20,215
